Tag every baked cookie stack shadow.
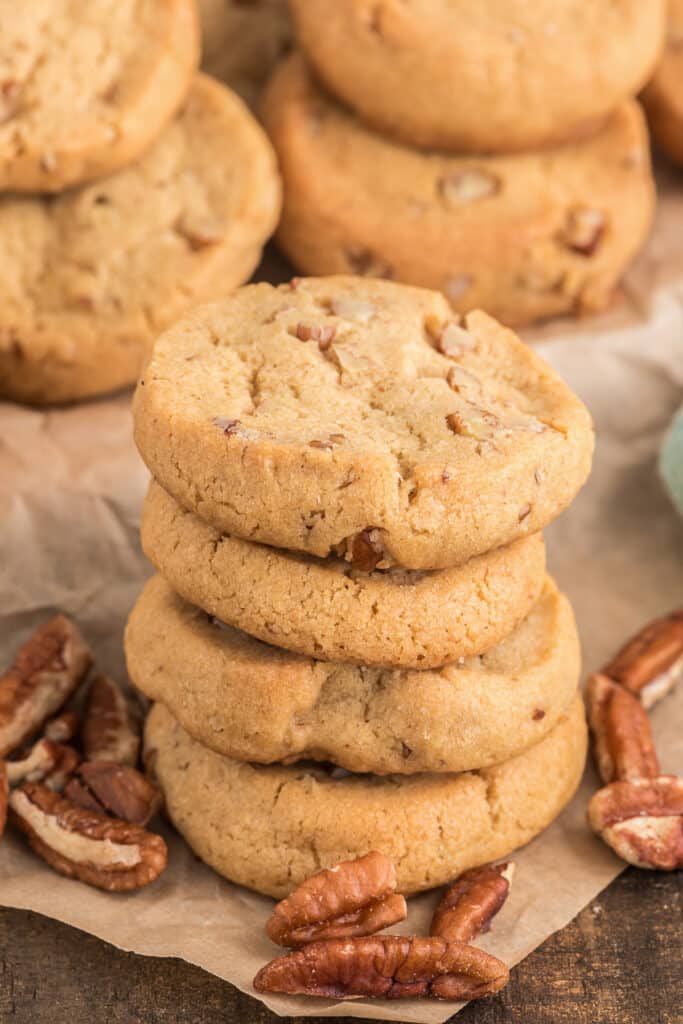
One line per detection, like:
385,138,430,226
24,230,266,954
125,275,594,898
262,1,664,327
0,0,281,406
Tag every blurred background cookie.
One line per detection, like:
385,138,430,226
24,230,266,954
642,0,683,167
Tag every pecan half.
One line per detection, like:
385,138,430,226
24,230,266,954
430,863,514,944
602,610,683,709
588,776,683,871
586,673,660,785
65,762,161,826
82,674,140,767
0,761,7,838
44,711,80,744
6,738,60,787
9,783,167,891
266,851,406,948
254,936,509,1000
0,616,92,757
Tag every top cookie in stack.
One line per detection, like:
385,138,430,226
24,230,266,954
127,276,593,896
262,2,663,326
0,0,281,405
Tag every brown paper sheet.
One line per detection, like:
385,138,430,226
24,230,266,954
1,172,682,1023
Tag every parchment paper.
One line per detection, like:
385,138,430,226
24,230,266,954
0,169,682,1023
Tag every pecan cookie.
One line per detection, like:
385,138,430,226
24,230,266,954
261,56,655,328
0,0,199,192
288,0,665,153
642,0,683,168
0,75,281,405
126,575,580,775
133,277,593,569
144,693,587,897
141,481,546,668
198,0,291,109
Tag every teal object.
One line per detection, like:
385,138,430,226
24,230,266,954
660,406,683,516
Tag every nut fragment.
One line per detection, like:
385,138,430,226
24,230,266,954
602,610,683,709
345,247,393,279
65,762,161,826
0,761,7,838
586,673,660,785
562,208,605,256
266,851,406,948
212,416,259,441
438,170,500,206
9,783,167,891
446,400,546,445
175,212,225,249
588,776,683,871
330,296,377,322
431,863,514,944
44,711,80,744
6,738,60,787
349,529,385,572
0,616,92,758
292,322,337,349
44,744,81,793
82,674,140,767
254,936,509,1000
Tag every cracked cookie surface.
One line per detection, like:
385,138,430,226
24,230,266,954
133,276,593,569
288,0,665,153
261,56,655,328
0,0,199,192
141,481,547,668
198,0,291,109
144,693,587,896
0,74,281,405
126,574,580,775
643,0,683,168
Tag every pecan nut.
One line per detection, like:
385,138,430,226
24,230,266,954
266,851,406,947
602,610,683,709
0,615,92,757
44,744,81,792
82,674,140,767
430,863,514,944
6,738,61,787
65,761,161,826
0,761,7,838
253,936,509,1000
586,673,660,785
9,782,167,891
44,710,80,744
588,776,683,871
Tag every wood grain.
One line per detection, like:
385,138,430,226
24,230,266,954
1,869,680,1023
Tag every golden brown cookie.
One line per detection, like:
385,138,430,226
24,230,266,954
126,574,580,775
289,0,665,153
0,0,199,192
261,55,656,328
642,1,683,167
133,277,594,570
0,75,281,405
198,0,291,108
141,481,547,668
144,694,587,897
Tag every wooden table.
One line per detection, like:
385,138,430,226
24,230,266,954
1,868,680,1023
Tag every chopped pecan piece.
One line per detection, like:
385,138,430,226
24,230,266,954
562,208,605,256
431,863,514,944
6,738,60,787
292,322,337,349
9,783,167,891
175,211,225,249
65,762,161,826
44,710,80,744
82,674,140,767
349,529,385,572
438,170,500,206
588,776,683,871
0,761,7,838
0,616,92,758
254,936,509,1000
586,673,660,785
602,610,683,709
330,296,376,322
345,247,393,279
266,851,406,948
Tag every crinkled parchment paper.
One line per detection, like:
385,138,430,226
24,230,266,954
0,172,682,1023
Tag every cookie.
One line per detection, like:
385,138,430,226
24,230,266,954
141,481,547,668
126,574,580,775
0,0,200,192
133,277,594,570
642,2,683,168
288,0,665,153
0,75,281,405
198,0,291,108
144,693,587,897
261,57,656,328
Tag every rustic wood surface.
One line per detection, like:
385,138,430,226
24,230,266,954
1,869,680,1023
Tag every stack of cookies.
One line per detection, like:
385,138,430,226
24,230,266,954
125,275,594,898
0,0,281,405
262,2,663,327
